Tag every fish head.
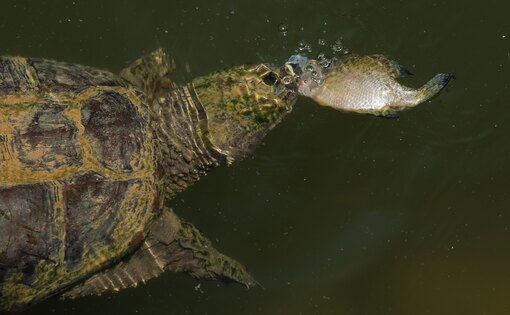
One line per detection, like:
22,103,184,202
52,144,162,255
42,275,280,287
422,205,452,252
286,55,328,98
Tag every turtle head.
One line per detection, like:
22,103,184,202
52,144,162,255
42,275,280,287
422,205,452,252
192,63,298,162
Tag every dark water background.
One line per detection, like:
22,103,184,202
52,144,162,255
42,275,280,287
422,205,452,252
1,0,509,314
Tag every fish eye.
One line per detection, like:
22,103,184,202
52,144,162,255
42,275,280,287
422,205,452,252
262,72,278,86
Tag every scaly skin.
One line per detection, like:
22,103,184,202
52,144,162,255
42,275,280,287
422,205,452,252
146,62,298,198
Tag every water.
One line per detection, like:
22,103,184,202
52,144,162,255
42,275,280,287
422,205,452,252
1,0,509,314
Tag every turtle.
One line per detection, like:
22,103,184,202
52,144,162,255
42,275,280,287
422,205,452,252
0,49,451,312
0,49,300,312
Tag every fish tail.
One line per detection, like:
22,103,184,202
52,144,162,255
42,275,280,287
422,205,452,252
403,73,454,106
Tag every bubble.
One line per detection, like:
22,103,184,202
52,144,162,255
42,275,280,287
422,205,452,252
278,24,288,36
297,40,312,53
331,38,348,54
318,38,326,46
317,52,332,68
282,76,293,85
319,59,331,68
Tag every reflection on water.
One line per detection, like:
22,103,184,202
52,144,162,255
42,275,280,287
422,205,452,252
281,210,404,286
393,257,510,315
1,0,509,314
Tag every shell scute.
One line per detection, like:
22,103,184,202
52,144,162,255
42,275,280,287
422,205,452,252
0,58,37,94
28,58,127,93
0,56,159,310
0,182,59,282
14,101,82,171
63,172,136,269
80,90,146,173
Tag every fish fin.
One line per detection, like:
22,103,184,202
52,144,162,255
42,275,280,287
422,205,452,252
312,95,331,107
61,208,256,299
370,55,413,78
415,73,454,103
391,61,413,77
388,73,454,110
380,111,399,119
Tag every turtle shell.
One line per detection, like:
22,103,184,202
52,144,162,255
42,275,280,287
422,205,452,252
0,57,160,310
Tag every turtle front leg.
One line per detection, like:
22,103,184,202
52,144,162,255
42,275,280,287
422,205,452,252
120,49,176,102
62,207,256,299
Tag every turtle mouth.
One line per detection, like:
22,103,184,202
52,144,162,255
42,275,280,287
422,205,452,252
274,65,298,109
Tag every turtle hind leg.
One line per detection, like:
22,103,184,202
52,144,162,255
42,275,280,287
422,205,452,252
62,208,256,299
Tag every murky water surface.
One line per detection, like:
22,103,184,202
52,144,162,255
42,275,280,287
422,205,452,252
1,0,509,314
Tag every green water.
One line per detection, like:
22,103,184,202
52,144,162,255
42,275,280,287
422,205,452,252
2,0,509,314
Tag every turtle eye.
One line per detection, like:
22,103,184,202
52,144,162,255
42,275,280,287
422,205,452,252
262,72,278,86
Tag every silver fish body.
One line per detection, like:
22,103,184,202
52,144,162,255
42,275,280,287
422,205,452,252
291,54,452,117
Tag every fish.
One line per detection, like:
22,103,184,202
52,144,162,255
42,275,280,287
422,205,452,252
288,54,453,117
